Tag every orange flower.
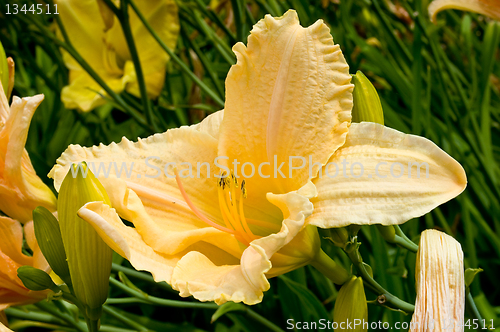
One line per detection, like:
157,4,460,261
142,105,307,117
0,216,49,310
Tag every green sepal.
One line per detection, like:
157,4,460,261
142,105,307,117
465,268,483,288
352,71,384,125
58,162,113,320
17,266,58,292
32,206,72,288
333,276,368,331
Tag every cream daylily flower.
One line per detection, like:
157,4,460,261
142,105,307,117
410,229,465,332
50,10,466,305
429,0,500,22
0,61,57,223
55,0,179,111
0,216,50,311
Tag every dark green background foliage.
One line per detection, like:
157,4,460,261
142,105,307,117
0,0,499,330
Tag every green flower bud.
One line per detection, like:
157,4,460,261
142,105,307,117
58,162,113,320
0,41,8,96
333,276,368,332
376,224,396,242
328,227,349,248
32,206,72,288
17,266,57,292
352,71,384,125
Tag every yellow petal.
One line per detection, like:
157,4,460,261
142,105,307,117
410,229,464,331
309,122,467,228
109,0,179,98
218,10,353,196
49,125,241,257
0,95,57,222
57,0,179,111
61,71,123,112
429,0,500,22
23,221,50,272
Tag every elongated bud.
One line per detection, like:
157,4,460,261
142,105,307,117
0,41,8,96
17,266,58,292
32,207,72,288
410,229,465,332
333,276,368,331
352,71,384,125
58,162,113,320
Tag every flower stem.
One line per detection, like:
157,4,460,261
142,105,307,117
245,309,285,332
345,245,415,313
310,249,350,285
109,277,219,309
128,0,225,107
117,0,157,131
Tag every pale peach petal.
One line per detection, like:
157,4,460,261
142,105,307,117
410,230,465,332
171,181,316,304
0,320,12,332
78,202,178,283
49,125,243,257
309,122,467,228
191,110,224,139
429,0,500,22
218,10,353,198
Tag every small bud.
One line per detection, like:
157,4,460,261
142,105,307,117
352,71,384,125
17,266,58,292
58,162,113,320
32,207,72,288
410,229,464,331
333,276,368,331
376,224,396,242
328,228,349,248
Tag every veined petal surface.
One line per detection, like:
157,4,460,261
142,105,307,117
218,10,353,197
309,122,467,228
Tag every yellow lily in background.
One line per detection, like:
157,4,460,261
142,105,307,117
50,10,466,305
429,0,500,22
0,216,50,311
55,0,179,111
0,59,57,223
410,229,465,331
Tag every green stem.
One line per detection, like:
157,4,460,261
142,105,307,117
310,249,350,285
245,309,284,332
394,225,419,253
27,13,149,128
103,306,149,331
111,263,175,293
345,246,415,313
128,0,225,107
466,292,483,323
5,307,68,326
85,317,99,332
109,277,219,309
35,302,87,332
117,0,157,131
